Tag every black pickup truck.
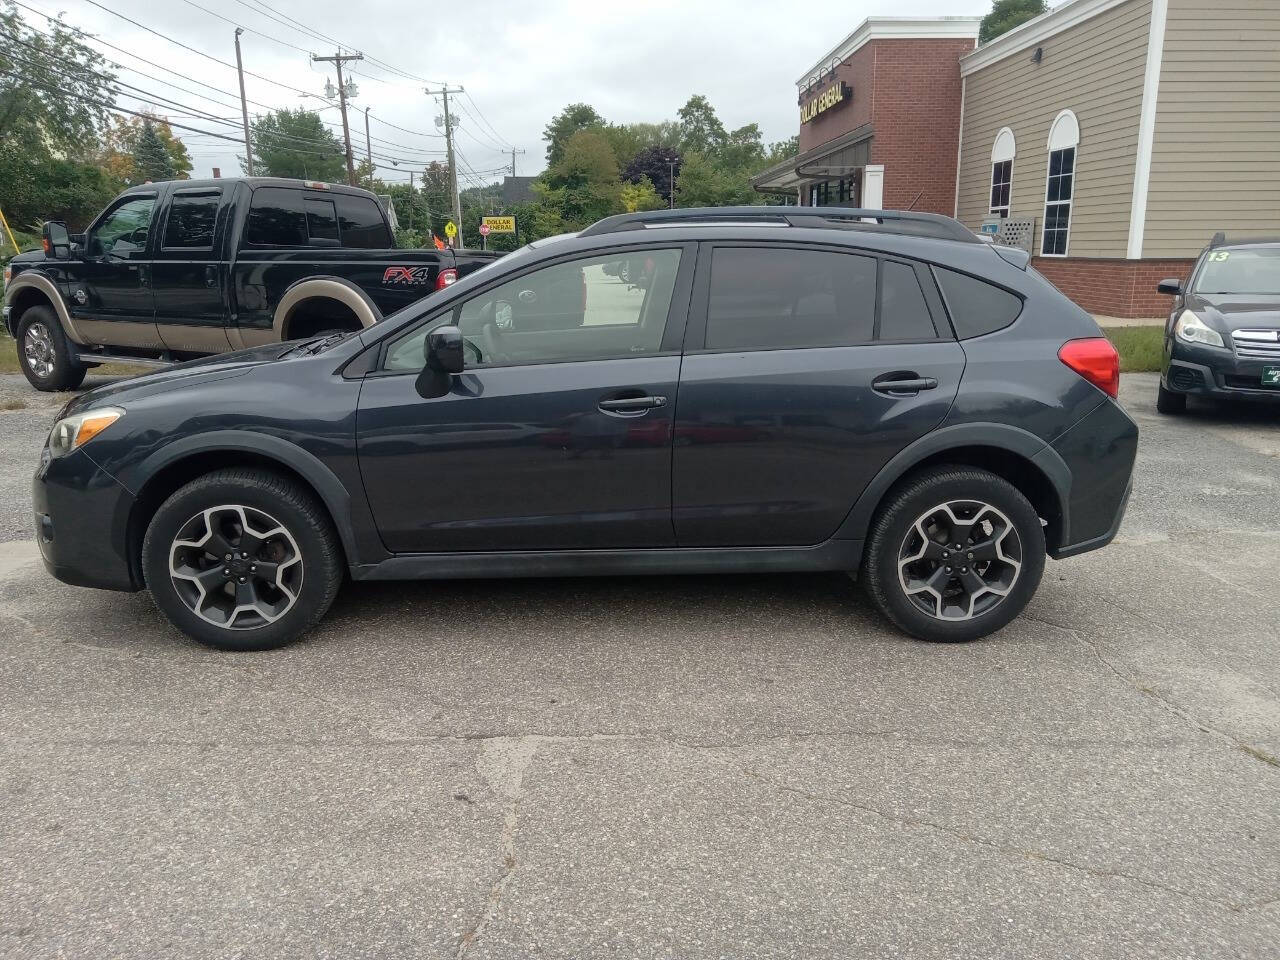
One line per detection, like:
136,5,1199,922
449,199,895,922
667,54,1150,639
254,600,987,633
3,177,499,390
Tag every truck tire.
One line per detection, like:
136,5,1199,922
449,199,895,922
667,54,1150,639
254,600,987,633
16,306,86,392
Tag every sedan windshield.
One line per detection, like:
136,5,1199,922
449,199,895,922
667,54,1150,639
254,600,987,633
1193,246,1280,295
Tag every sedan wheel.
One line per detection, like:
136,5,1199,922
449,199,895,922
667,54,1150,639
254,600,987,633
168,504,304,630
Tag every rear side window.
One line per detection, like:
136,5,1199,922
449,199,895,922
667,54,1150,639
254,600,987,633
244,188,306,246
706,247,876,350
164,191,220,249
933,267,1023,339
879,261,937,340
335,194,391,248
305,198,339,243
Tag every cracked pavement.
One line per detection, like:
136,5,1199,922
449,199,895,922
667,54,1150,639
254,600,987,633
1,372,1278,958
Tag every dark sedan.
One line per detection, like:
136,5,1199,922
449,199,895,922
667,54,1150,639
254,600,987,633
1156,239,1280,413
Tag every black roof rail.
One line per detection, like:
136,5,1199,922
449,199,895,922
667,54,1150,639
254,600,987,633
577,206,981,244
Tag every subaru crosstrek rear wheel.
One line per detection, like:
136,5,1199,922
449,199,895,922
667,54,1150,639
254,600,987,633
141,468,343,651
862,466,1046,642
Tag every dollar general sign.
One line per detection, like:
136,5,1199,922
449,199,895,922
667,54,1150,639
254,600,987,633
800,82,851,124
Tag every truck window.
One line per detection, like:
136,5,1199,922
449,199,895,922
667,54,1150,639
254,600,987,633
88,196,156,257
305,198,339,243
164,191,220,249
335,194,392,248
244,187,306,247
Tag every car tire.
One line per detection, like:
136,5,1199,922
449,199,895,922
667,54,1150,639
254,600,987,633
861,466,1046,643
1156,383,1187,415
141,468,344,651
16,306,86,392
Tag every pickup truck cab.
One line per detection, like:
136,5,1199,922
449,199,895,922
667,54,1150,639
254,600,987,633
3,177,498,390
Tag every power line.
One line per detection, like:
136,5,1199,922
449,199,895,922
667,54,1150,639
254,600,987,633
81,0,327,103
176,0,314,57
461,90,513,149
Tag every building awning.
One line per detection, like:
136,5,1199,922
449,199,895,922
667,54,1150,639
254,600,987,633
752,123,874,194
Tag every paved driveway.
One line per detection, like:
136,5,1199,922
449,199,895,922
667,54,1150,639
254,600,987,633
0,372,1277,959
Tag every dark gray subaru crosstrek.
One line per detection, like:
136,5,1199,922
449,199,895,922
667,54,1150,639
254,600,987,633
33,207,1137,651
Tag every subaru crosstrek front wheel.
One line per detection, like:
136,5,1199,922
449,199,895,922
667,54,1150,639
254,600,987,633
141,468,343,651
861,466,1046,642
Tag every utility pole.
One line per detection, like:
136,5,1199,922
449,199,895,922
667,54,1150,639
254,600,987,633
668,158,676,208
233,29,253,175
509,147,526,177
312,50,363,185
425,85,464,246
364,106,372,187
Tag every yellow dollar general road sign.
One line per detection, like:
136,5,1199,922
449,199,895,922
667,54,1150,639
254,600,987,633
482,215,516,234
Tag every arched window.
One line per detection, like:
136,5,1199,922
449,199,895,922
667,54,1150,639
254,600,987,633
1042,110,1079,256
989,127,1015,219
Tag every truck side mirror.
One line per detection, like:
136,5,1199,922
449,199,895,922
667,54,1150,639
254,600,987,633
42,221,71,260
1156,278,1182,296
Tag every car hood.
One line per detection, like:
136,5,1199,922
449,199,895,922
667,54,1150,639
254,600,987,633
1185,293,1280,332
7,249,46,267
61,342,297,416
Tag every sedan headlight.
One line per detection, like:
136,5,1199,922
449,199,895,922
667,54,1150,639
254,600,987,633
48,407,124,459
1174,310,1224,348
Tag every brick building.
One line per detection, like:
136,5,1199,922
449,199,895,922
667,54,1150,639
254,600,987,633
753,0,1280,317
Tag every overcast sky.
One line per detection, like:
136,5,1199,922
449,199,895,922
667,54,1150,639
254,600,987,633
30,0,988,185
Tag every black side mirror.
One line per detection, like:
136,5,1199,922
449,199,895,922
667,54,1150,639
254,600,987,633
426,324,465,374
42,221,70,260
1156,278,1182,296
416,324,464,399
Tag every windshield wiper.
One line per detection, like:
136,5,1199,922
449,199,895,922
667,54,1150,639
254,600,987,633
280,332,350,358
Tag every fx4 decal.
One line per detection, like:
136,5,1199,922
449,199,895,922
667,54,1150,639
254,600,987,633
382,265,433,285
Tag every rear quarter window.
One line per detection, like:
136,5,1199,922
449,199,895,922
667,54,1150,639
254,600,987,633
243,187,306,247
335,194,392,248
932,267,1023,339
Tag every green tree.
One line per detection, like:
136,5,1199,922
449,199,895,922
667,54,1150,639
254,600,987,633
246,109,345,182
540,128,622,229
542,102,604,167
620,177,664,213
979,0,1047,43
131,120,175,183
676,95,727,155
99,114,191,185
0,1,115,156
673,151,756,208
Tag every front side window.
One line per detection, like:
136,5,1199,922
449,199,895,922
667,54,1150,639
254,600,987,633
164,191,220,249
705,247,876,350
1192,247,1280,295
1041,110,1079,257
384,249,683,371
89,196,155,257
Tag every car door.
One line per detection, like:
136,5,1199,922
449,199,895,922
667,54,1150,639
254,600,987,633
672,243,966,547
68,192,161,349
152,186,233,353
356,244,695,553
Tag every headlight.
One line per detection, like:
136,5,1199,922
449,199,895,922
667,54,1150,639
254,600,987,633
1174,310,1224,348
48,407,124,459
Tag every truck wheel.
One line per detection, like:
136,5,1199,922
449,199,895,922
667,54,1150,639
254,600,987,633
16,306,86,392
141,468,344,651
861,466,1046,643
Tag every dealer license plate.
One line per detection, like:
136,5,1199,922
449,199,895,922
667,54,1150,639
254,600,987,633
1263,366,1280,387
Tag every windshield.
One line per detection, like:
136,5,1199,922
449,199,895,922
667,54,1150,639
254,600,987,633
1193,246,1280,295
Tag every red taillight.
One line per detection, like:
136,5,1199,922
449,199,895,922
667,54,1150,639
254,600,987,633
435,268,457,291
1058,337,1120,398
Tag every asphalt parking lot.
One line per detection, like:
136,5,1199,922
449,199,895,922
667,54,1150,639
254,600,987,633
1,370,1277,959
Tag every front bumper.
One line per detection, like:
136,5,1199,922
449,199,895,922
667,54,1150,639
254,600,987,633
1164,341,1280,401
33,446,141,592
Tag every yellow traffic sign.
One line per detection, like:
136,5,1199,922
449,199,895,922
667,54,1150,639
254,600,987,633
444,220,457,239
481,215,516,234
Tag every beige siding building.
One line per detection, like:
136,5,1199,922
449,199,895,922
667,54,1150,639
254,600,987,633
954,0,1280,316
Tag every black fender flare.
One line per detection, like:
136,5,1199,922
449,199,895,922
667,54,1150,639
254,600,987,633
834,421,1072,543
131,429,366,569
